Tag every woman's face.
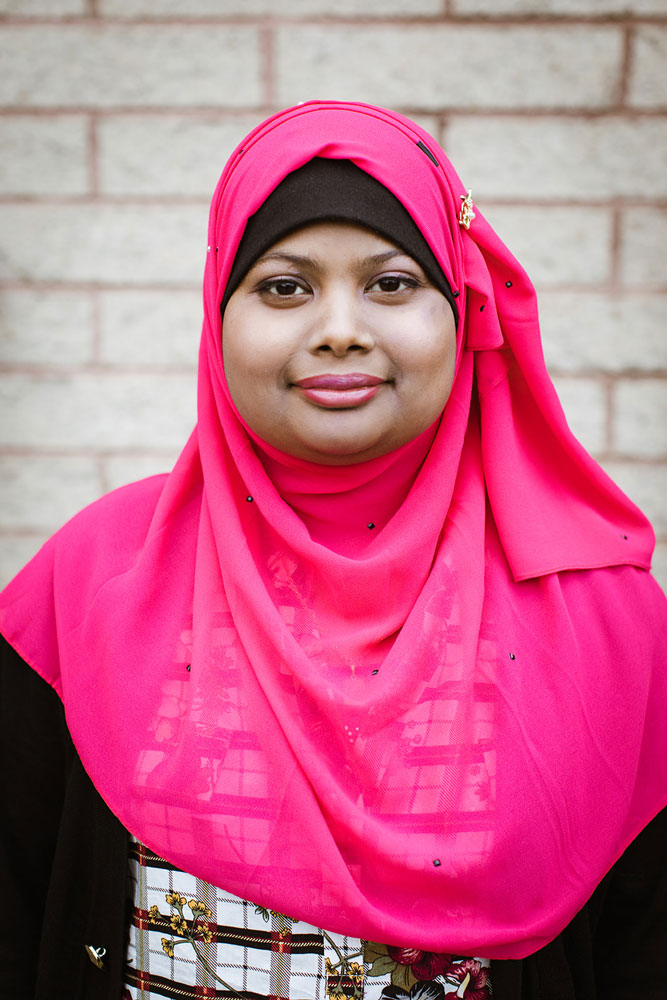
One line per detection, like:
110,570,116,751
222,221,458,465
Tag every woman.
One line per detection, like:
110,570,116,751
1,101,666,999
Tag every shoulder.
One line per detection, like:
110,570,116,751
47,473,170,579
558,562,667,653
0,474,171,673
61,473,169,544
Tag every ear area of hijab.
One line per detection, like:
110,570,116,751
461,237,504,352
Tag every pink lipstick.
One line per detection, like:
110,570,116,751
294,373,385,408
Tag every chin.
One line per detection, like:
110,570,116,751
299,439,390,465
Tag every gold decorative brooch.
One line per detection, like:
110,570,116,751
459,189,475,230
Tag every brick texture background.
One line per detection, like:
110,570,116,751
0,0,665,588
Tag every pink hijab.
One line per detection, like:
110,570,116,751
1,101,666,959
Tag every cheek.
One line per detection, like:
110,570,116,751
412,329,457,426
223,303,269,379
223,304,292,381
404,305,457,394
221,312,263,420
222,328,291,443
421,357,456,419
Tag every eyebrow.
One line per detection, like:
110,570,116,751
249,249,412,274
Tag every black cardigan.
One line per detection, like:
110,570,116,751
1,637,665,1000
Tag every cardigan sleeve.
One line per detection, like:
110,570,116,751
0,636,75,997
0,635,131,999
592,804,667,999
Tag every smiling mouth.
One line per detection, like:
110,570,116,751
294,373,385,408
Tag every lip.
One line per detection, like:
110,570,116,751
295,373,385,390
293,373,386,409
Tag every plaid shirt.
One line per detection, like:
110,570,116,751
124,839,492,1000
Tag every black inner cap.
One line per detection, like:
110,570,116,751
220,158,458,323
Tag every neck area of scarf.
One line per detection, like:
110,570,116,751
252,421,439,557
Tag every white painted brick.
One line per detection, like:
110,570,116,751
452,0,667,12
0,205,206,284
0,291,94,366
651,542,667,595
628,26,667,108
0,456,102,529
0,26,261,108
613,379,667,457
0,0,85,12
601,460,667,535
276,25,623,110
0,117,89,196
98,115,257,197
99,290,201,368
619,208,667,289
101,0,443,13
404,115,442,140
551,376,607,455
0,372,196,450
539,293,667,374
0,534,50,590
445,117,667,200
102,454,173,493
483,205,612,286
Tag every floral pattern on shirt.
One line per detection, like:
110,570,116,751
364,942,491,999
145,885,491,999
148,891,229,989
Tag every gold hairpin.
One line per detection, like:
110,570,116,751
459,190,475,230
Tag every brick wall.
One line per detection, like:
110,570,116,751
1,0,666,588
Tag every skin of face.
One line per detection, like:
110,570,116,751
222,221,458,466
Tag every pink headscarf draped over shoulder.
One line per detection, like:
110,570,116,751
1,102,666,959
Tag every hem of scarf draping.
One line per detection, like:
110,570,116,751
534,794,667,955
488,795,667,960
511,555,653,581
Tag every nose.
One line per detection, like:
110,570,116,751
306,286,375,356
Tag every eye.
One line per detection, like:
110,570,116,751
367,274,421,295
257,277,311,301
